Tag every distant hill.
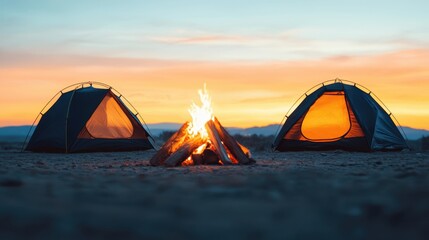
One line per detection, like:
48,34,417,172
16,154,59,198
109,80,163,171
0,126,32,142
226,124,280,136
0,124,428,142
145,122,182,136
401,127,429,140
0,126,32,136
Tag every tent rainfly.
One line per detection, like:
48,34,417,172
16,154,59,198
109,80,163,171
24,82,154,153
272,79,408,152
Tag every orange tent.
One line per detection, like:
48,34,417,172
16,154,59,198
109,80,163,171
273,79,407,151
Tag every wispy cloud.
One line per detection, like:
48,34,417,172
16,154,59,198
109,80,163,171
0,50,204,69
150,35,250,44
144,29,429,62
148,30,305,46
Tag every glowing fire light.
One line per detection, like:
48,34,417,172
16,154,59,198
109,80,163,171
187,84,213,139
195,143,208,154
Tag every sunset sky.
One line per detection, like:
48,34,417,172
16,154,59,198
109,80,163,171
1,0,428,129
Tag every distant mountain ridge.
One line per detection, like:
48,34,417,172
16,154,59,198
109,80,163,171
0,126,32,137
400,126,429,141
0,124,428,141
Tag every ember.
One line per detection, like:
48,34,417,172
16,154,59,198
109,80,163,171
150,84,254,167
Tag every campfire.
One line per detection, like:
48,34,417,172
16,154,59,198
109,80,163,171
150,84,254,167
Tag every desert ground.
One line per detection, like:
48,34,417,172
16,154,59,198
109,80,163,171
0,141,428,240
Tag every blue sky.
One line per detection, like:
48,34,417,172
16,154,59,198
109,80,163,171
1,0,428,61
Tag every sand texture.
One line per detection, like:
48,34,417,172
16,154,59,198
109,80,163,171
0,143,428,240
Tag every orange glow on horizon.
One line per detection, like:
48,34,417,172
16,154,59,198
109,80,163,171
0,49,428,130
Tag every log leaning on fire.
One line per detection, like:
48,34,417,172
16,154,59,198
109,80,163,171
164,135,205,167
205,120,233,165
150,122,190,166
237,142,251,158
213,117,251,164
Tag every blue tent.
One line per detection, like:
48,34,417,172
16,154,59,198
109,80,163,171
273,80,408,151
25,82,154,153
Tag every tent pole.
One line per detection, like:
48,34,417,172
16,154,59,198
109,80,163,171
21,113,42,152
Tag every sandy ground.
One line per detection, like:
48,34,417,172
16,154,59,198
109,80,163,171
0,142,428,240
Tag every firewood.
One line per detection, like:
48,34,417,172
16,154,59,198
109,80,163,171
202,148,219,165
237,142,251,158
213,117,251,164
191,153,203,165
164,136,205,167
205,120,232,165
150,122,190,166
224,145,239,164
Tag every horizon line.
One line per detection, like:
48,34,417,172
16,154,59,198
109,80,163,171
0,123,428,132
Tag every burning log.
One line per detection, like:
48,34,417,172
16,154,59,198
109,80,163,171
202,148,219,165
238,142,251,158
150,122,190,166
191,153,203,165
164,135,205,167
213,117,251,164
205,120,232,165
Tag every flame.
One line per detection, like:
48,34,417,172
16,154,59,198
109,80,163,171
181,156,194,166
195,143,207,154
187,84,213,139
